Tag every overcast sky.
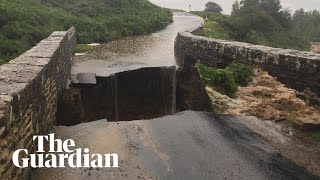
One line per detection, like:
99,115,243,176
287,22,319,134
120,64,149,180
149,0,320,14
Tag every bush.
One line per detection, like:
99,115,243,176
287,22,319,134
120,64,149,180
197,63,238,97
0,0,173,63
197,63,254,97
226,63,254,86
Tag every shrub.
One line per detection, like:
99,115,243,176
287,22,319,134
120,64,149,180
197,63,254,97
197,63,238,97
226,63,254,86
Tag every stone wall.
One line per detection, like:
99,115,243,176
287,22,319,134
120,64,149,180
176,55,212,112
175,32,320,99
0,27,76,179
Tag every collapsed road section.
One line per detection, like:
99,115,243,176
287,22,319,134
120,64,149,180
57,67,177,125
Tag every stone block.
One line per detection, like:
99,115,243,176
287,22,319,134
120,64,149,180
0,27,76,179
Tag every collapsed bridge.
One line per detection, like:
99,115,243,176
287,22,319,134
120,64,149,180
0,27,320,179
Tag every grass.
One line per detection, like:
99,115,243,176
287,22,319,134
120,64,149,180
192,11,232,40
75,44,94,53
197,63,254,97
0,0,172,64
198,21,233,40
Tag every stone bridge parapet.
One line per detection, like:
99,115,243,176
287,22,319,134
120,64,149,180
0,27,76,179
175,32,320,100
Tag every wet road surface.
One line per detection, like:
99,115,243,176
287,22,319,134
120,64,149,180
71,12,203,79
34,111,318,179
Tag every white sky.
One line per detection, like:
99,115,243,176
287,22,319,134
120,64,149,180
149,0,320,14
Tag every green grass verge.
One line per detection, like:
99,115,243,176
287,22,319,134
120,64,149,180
197,63,254,97
75,44,94,53
192,12,233,40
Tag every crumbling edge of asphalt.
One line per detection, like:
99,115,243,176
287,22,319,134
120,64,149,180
216,113,320,178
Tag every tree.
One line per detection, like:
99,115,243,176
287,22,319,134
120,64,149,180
239,0,259,8
291,9,320,41
231,0,240,16
205,2,222,13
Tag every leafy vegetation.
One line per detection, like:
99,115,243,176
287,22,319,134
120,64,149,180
204,2,222,13
292,9,320,42
0,0,172,63
193,0,319,51
197,63,254,97
227,63,254,86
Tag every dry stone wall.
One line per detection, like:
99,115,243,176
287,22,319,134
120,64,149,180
0,27,76,179
175,32,320,98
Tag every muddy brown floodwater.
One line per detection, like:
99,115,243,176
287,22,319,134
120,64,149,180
311,42,320,54
228,69,320,125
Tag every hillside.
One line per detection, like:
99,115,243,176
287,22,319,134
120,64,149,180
191,0,320,52
0,0,172,64
193,11,310,51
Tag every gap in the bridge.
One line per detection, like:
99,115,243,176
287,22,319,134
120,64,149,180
56,67,178,126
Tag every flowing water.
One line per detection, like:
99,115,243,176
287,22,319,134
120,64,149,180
71,12,203,78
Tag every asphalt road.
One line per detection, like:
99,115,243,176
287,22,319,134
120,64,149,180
34,111,319,180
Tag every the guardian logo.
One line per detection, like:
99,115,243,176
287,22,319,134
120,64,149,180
12,134,119,168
